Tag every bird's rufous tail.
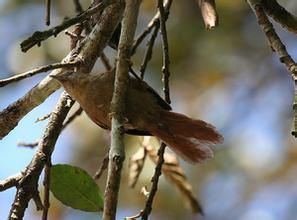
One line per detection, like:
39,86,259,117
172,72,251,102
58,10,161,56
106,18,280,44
148,111,223,163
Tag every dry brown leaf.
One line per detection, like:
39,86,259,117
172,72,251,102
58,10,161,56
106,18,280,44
197,0,219,30
142,137,203,214
128,146,147,188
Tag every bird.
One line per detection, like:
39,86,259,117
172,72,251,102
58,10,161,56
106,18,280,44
50,69,223,163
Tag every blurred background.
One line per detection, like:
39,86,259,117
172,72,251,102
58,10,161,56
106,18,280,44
1,0,297,219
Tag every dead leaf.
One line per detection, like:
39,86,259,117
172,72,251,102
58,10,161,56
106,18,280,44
128,146,147,188
197,0,219,30
142,137,203,214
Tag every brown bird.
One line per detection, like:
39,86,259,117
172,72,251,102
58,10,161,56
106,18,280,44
51,70,223,163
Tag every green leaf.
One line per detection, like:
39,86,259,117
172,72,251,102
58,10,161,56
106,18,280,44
50,164,103,212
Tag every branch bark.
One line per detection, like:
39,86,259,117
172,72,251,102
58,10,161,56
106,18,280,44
8,92,74,220
247,0,297,136
142,0,172,218
102,0,141,219
131,0,172,55
0,61,79,87
262,0,297,35
20,1,110,52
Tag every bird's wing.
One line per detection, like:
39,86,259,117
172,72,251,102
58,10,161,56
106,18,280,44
145,85,172,110
130,75,172,111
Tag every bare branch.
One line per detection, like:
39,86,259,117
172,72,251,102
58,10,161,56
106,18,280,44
20,0,111,52
0,72,61,140
141,143,166,220
0,62,79,88
73,0,84,14
103,0,140,218
140,25,159,79
32,192,44,211
247,0,297,137
142,0,172,218
100,52,113,71
17,141,39,148
62,107,83,130
94,153,109,180
262,0,297,35
131,0,172,55
8,93,74,219
45,0,51,26
42,159,51,220
158,0,171,104
0,173,22,192
126,210,144,220
35,113,51,123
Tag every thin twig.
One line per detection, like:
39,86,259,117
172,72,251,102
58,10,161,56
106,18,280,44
33,192,44,211
73,0,84,14
0,173,23,192
17,141,39,148
65,24,84,50
20,0,111,52
42,159,51,220
131,0,172,55
140,25,159,79
62,107,83,130
102,0,140,219
247,0,297,137
141,0,172,218
35,113,51,123
93,153,109,180
100,52,113,71
129,66,142,81
0,62,79,88
45,0,51,26
158,0,171,104
248,1,297,71
73,0,94,34
141,143,166,220
126,210,144,220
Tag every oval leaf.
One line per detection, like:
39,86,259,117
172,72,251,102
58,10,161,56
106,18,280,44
50,164,103,212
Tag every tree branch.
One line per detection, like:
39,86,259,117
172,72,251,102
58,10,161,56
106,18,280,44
141,0,172,218
131,0,172,55
102,0,141,219
158,0,171,104
141,143,166,220
262,0,297,35
42,157,51,220
73,0,84,14
45,0,51,26
94,153,109,180
20,0,110,52
0,62,79,88
8,92,74,220
140,25,159,79
247,1,297,136
0,173,23,192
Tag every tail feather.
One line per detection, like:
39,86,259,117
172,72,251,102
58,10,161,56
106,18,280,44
149,111,223,163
